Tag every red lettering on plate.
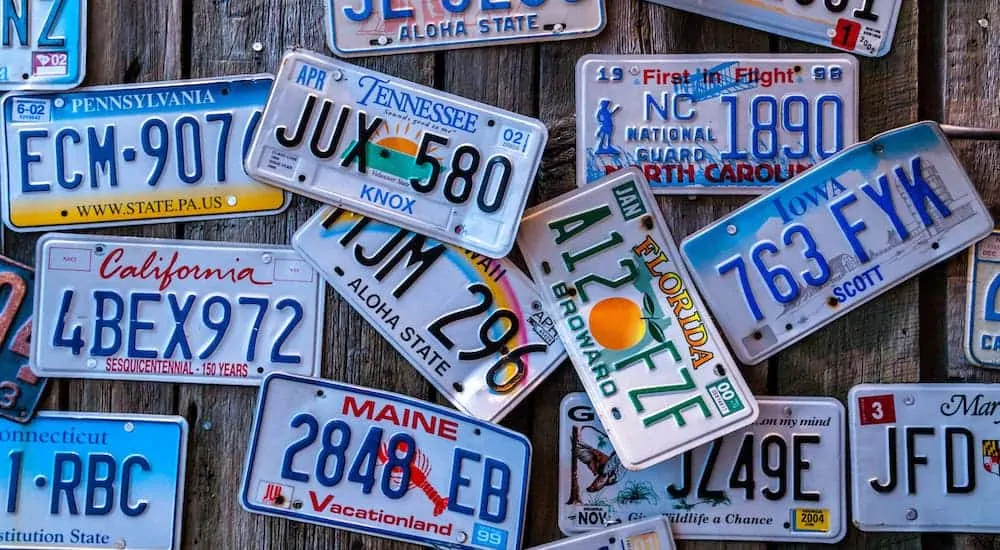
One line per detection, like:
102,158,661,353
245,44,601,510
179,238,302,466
342,395,458,441
99,248,271,290
858,394,896,425
309,490,334,512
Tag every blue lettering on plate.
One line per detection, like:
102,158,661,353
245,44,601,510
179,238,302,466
359,183,416,214
356,75,479,133
294,64,327,91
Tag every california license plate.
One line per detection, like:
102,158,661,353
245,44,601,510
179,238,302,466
577,54,858,194
31,234,324,385
240,372,531,549
964,230,1000,367
517,167,758,471
0,0,86,89
681,122,993,365
528,517,675,550
0,255,45,423
1,75,288,231
245,49,547,258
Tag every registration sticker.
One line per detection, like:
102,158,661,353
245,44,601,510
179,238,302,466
965,230,1000,367
0,254,45,423
0,0,86,89
527,517,675,549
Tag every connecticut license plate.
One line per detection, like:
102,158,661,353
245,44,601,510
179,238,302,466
681,122,993,365
577,54,858,194
965,230,1000,367
31,234,324,385
245,49,547,258
0,0,85,89
518,167,758,471
529,517,675,550
241,372,531,549
0,255,45,423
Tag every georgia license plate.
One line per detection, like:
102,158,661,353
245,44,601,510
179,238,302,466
517,167,758,471
0,0,85,89
292,206,566,422
528,517,675,550
0,255,45,423
964,230,1000,367
241,372,531,549
576,54,858,194
245,49,547,258
30,234,324,385
1,75,288,231
681,121,993,365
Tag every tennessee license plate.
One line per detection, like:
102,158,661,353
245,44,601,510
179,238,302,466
681,122,993,365
241,372,531,549
245,49,547,258
517,167,758,471
1,75,288,231
0,255,45,423
964,230,1000,367
31,234,324,385
292,206,566,422
576,54,858,194
528,517,675,550
0,0,85,89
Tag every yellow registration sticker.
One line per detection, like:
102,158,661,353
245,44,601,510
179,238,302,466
624,531,662,550
791,508,830,532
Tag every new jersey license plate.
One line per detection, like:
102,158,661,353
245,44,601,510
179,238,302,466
0,0,86,89
31,234,324,385
681,121,993,365
0,255,45,423
529,517,675,550
577,54,858,194
517,167,758,471
245,49,547,258
964,230,1000,367
241,372,531,549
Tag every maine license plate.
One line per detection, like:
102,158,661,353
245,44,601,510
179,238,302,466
576,54,858,194
517,167,758,471
1,75,288,232
292,206,565,422
0,0,86,89
529,517,675,550
964,230,1000,368
680,122,993,366
245,49,547,258
31,234,324,385
241,372,532,549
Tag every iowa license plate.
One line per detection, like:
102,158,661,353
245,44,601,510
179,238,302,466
964,230,1000,367
241,372,531,549
0,0,86,89
31,234,324,385
0,255,45,423
529,517,675,550
518,167,758,471
681,122,993,365
577,54,858,194
245,49,547,258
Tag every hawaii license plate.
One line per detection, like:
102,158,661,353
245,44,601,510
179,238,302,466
0,0,86,89
292,206,565,422
529,517,675,550
1,75,288,231
245,49,547,258
30,234,324,385
577,54,858,194
681,122,993,365
964,230,1000,367
0,255,45,423
517,167,758,471
240,372,531,549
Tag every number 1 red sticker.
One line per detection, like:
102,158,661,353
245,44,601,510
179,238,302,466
832,19,861,50
858,394,896,425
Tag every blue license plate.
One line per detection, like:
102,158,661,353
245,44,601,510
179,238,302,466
0,0,85,89
0,255,45,423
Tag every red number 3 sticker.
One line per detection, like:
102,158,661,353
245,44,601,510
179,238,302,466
858,394,896,425
832,18,861,51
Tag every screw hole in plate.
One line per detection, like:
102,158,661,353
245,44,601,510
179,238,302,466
714,364,725,376
453,382,464,393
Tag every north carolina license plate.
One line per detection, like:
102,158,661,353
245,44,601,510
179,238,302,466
529,517,675,550
292,206,566,422
0,255,45,423
241,372,531,549
0,0,85,89
576,54,858,194
681,121,993,365
517,167,758,471
31,234,324,385
964,230,1000,367
245,49,547,258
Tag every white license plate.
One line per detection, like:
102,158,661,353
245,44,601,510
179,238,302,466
241,372,531,549
292,206,566,422
576,54,858,194
517,167,758,471
0,0,85,89
245,49,547,259
529,517,675,550
681,122,993,365
964,230,1000,367
30,234,324,385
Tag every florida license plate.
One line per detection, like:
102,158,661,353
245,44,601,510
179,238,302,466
245,49,547,258
517,167,758,471
529,517,675,550
0,255,45,423
964,230,1000,367
0,0,85,89
31,234,324,385
577,54,858,194
241,372,531,549
681,122,993,365
1,75,288,231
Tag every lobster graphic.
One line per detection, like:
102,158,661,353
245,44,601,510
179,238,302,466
378,441,449,516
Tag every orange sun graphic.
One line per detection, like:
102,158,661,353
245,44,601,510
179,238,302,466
589,297,647,351
374,122,440,158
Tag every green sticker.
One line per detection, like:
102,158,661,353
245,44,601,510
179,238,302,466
706,377,744,417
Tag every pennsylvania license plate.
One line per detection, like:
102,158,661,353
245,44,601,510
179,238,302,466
245,49,547,258
517,167,758,471
31,234,324,385
0,0,86,89
576,54,858,194
528,517,675,550
0,255,45,423
292,206,566,422
241,372,531,549
1,75,288,231
964,230,1000,367
681,122,993,365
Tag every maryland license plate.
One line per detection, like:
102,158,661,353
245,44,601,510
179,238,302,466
241,372,531,549
964,230,1000,367
245,49,547,258
31,234,324,385
577,54,858,194
517,167,758,471
529,517,675,550
0,0,86,89
0,255,45,423
681,122,993,365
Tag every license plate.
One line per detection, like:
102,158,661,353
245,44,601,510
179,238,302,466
245,49,547,258
292,206,566,422
576,54,858,195
31,234,324,385
964,230,1000,367
0,0,85,89
528,517,675,550
0,255,45,423
680,121,993,365
517,167,758,471
240,372,531,549
1,75,288,231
